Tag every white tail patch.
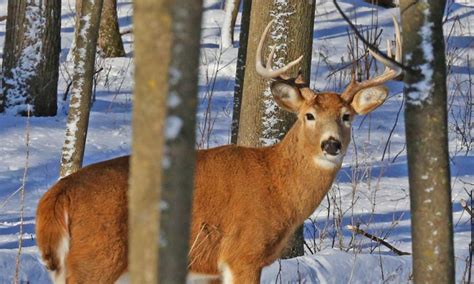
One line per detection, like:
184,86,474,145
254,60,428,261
50,234,69,284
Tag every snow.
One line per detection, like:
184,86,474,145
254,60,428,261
0,0,473,282
165,116,183,140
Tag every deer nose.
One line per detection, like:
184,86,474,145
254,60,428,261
321,138,342,156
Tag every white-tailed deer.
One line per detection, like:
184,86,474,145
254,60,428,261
36,18,402,284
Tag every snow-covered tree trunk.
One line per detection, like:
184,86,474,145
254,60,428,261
400,0,455,282
158,1,202,282
236,0,316,257
1,0,60,116
221,0,241,49
59,0,104,178
230,0,251,144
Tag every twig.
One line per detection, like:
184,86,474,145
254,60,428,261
62,80,73,101
303,239,315,255
0,15,7,22
14,105,31,284
332,0,411,73
120,28,133,36
347,225,411,256
326,28,383,79
460,199,473,218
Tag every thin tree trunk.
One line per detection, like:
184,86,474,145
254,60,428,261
1,0,60,116
158,1,202,282
400,0,455,282
59,0,104,178
236,0,316,258
159,0,202,283
230,0,251,144
129,0,201,281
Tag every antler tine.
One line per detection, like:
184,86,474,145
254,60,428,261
255,20,304,79
342,16,402,102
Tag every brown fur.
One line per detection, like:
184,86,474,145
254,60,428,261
36,90,386,283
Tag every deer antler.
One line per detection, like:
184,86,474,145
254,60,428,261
255,20,304,80
341,16,403,102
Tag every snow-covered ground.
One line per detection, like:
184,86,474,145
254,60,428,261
0,0,472,282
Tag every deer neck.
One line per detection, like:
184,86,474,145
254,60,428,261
269,121,340,221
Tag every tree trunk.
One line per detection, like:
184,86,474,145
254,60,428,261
129,0,170,281
400,0,455,282
129,0,202,282
76,0,125,58
230,0,251,144
236,0,316,258
1,0,60,116
59,0,104,178
158,1,202,282
98,0,126,57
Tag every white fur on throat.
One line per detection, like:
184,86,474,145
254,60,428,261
313,155,342,169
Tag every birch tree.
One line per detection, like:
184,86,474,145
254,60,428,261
129,0,202,282
400,0,455,282
60,0,104,177
1,0,60,116
236,0,316,257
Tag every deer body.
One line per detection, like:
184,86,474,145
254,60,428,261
36,19,402,283
190,113,343,278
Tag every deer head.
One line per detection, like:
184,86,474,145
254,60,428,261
256,18,402,169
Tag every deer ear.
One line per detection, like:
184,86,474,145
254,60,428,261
270,81,305,113
351,86,388,115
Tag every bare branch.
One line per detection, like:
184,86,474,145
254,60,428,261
347,225,411,256
332,0,411,73
460,199,473,218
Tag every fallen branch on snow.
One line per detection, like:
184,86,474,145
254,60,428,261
120,28,133,36
347,225,411,256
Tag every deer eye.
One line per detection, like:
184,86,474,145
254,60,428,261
305,113,315,121
342,113,351,122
